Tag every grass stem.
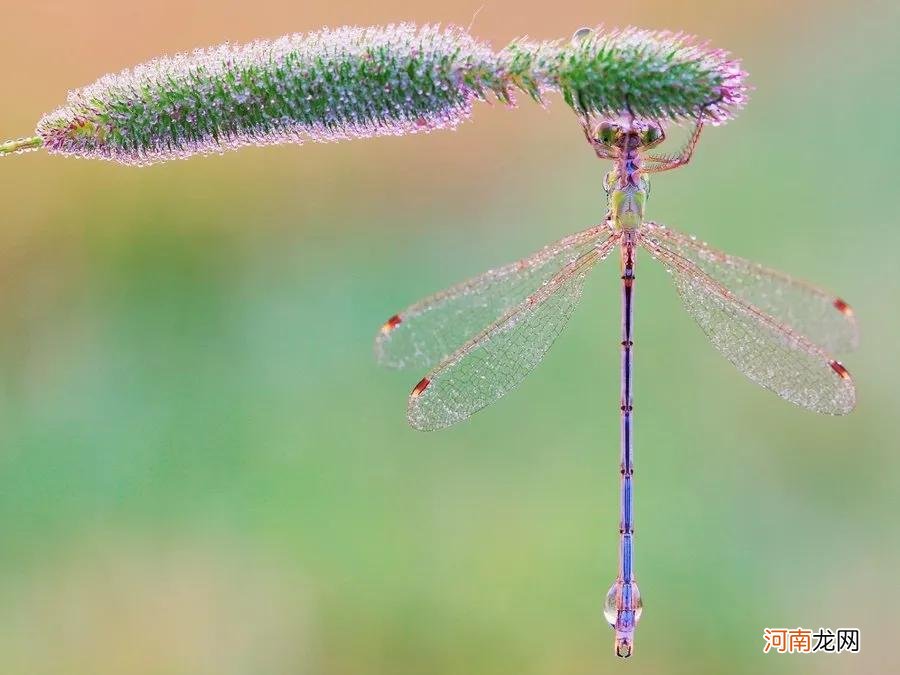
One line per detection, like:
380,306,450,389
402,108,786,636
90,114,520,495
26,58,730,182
0,136,43,156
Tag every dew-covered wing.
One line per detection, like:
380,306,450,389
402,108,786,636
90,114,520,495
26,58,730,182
407,234,619,430
642,228,855,415
376,223,615,370
642,222,858,354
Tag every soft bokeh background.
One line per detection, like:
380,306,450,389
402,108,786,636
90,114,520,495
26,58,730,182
1,1,898,673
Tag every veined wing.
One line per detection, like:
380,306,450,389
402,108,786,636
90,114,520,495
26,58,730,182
641,228,855,415
376,222,615,370
641,222,858,353
408,233,620,431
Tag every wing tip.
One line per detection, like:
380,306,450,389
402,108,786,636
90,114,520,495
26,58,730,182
822,360,856,415
407,377,440,432
374,314,404,367
832,298,861,352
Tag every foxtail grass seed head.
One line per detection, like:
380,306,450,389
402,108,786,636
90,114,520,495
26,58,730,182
503,27,747,124
33,25,502,165
1,24,748,164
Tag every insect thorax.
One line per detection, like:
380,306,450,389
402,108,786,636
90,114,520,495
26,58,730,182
605,169,649,230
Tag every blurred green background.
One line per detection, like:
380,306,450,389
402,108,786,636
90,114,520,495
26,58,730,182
1,1,898,673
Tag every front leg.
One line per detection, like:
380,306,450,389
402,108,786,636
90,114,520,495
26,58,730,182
643,116,703,173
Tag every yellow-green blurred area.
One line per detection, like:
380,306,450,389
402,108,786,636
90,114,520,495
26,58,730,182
1,1,898,673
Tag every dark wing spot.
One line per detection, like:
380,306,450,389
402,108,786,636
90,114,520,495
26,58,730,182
829,360,851,380
380,314,403,335
833,298,853,316
410,377,431,398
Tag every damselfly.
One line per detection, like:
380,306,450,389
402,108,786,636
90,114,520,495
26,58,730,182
374,112,858,657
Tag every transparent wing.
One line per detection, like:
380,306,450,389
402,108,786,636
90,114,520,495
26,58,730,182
408,234,620,431
376,222,615,370
641,222,858,353
641,228,855,415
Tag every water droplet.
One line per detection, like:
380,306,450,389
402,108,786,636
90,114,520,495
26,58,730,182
603,580,643,625
572,27,593,43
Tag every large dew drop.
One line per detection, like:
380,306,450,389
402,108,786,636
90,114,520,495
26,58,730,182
603,580,643,626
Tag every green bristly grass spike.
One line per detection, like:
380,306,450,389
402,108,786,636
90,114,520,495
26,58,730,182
0,24,747,165
503,27,746,124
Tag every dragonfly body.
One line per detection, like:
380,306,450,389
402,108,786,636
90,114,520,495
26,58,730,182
595,119,672,656
376,113,857,658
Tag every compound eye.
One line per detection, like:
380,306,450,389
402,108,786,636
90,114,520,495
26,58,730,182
596,122,620,146
641,125,661,145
